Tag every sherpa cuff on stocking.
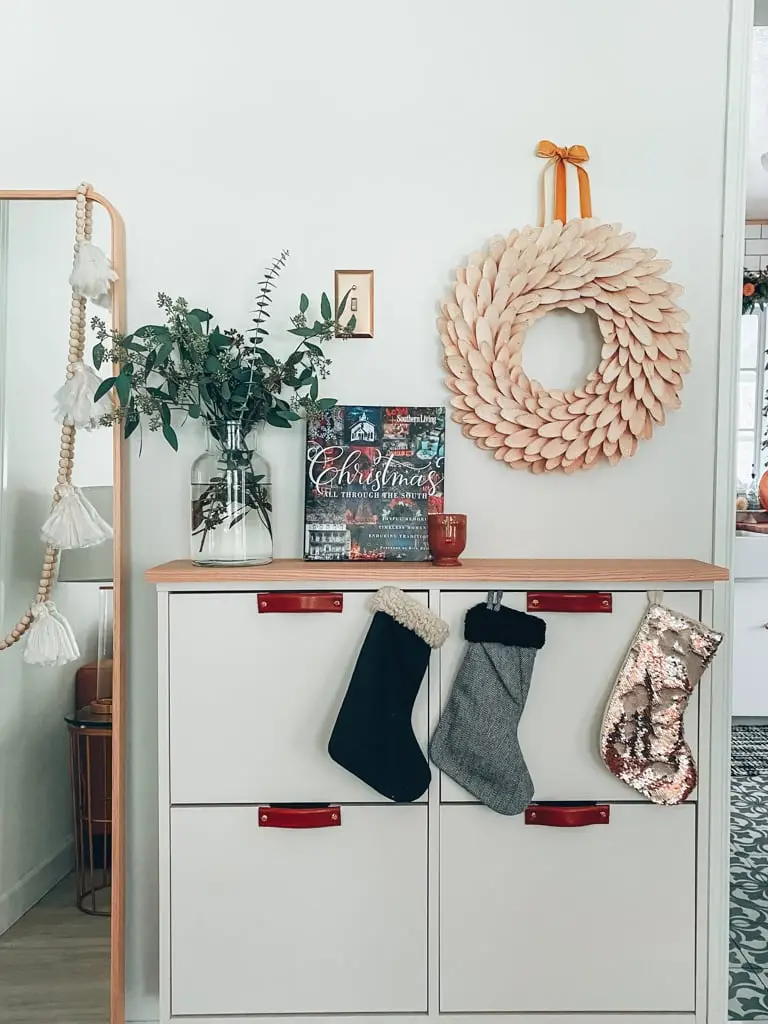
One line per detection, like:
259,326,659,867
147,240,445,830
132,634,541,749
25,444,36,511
430,602,545,815
328,588,448,803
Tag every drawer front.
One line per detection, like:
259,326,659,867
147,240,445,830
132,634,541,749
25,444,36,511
439,803,695,1012
438,590,701,802
169,591,429,803
733,581,768,716
170,805,427,1016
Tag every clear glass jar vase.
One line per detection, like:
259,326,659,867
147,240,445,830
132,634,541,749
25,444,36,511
190,421,273,566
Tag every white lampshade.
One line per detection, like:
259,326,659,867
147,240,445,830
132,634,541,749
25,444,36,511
57,486,114,583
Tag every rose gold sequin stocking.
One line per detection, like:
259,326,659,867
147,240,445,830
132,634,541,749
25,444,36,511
600,604,723,805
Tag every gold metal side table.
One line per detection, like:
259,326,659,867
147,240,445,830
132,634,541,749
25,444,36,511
66,706,112,916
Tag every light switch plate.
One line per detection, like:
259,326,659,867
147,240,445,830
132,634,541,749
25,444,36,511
334,269,374,338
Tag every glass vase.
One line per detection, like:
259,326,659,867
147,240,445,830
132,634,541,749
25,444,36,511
190,421,273,566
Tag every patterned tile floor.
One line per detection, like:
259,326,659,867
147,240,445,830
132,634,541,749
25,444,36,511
731,725,768,1018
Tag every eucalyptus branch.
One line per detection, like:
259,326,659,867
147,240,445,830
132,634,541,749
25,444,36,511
250,249,289,342
88,259,352,451
238,250,290,431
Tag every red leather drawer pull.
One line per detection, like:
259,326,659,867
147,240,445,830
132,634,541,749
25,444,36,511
527,591,612,613
257,592,343,613
258,806,341,829
525,804,610,827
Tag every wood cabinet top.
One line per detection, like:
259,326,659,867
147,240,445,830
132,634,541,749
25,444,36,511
145,558,729,584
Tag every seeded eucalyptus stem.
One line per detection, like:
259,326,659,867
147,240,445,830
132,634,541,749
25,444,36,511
191,468,272,554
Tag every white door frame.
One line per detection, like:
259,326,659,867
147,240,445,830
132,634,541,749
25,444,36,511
0,203,8,627
710,2,753,1022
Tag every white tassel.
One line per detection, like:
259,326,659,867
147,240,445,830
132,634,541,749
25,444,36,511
53,361,113,429
41,484,113,550
69,241,118,309
23,601,80,667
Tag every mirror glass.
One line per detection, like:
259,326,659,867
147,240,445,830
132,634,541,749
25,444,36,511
0,198,115,1022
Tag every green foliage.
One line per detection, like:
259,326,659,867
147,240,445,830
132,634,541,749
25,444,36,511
743,268,768,315
191,471,272,554
90,252,354,451
744,269,768,461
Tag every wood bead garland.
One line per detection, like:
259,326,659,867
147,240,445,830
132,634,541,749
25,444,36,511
0,183,94,653
437,217,689,473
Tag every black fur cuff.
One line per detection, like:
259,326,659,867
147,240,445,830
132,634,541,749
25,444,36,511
464,603,546,649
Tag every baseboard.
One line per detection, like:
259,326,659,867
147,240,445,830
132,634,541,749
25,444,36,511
0,836,74,935
126,997,160,1023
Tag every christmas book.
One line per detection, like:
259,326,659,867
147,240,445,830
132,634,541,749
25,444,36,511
303,405,445,561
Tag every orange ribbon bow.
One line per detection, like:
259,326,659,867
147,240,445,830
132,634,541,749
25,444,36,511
536,140,592,226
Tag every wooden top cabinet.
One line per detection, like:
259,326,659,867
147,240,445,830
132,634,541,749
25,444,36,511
151,560,725,1024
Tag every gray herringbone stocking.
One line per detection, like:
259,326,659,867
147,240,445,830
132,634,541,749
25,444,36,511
430,603,546,815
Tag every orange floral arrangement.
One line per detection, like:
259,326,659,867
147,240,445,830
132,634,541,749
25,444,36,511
743,269,768,314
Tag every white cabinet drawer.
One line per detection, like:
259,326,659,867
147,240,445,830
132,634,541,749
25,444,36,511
439,803,695,1012
733,581,768,716
439,590,700,802
170,805,427,1016
168,591,429,803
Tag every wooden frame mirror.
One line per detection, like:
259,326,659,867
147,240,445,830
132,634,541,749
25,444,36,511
0,187,126,1024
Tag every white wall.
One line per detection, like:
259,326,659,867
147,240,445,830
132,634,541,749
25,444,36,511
0,1,734,1019
746,28,768,218
0,201,113,932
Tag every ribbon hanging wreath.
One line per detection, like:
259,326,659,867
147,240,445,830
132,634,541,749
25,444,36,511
437,142,689,473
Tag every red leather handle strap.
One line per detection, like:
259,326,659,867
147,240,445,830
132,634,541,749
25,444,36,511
258,806,341,829
257,592,343,613
527,592,612,613
525,804,610,827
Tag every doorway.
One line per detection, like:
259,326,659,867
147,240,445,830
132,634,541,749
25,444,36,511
729,8,768,1019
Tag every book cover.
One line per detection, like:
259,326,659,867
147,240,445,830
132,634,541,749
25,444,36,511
303,405,445,561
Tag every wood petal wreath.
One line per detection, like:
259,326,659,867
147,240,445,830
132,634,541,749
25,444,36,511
437,217,690,473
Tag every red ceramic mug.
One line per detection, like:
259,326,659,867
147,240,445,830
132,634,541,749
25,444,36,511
428,513,467,567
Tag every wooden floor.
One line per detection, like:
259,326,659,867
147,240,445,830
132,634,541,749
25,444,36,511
0,874,110,1023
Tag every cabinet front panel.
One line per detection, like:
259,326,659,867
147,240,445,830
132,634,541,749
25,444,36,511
170,805,428,1016
439,803,696,1012
733,581,768,716
438,591,701,802
168,591,429,804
